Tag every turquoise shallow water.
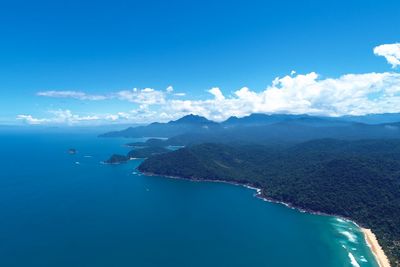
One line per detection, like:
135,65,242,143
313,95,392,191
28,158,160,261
0,130,379,267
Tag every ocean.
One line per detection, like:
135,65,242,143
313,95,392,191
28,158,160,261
0,129,379,267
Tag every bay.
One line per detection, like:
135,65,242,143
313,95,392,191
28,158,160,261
0,130,379,267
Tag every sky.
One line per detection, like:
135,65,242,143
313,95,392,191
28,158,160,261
1,0,400,125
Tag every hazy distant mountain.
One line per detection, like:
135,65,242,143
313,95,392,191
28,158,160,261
100,112,400,139
342,113,400,124
222,113,352,128
161,121,400,147
222,113,309,126
223,112,400,126
100,114,219,138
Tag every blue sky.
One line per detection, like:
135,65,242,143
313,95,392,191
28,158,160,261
1,0,400,125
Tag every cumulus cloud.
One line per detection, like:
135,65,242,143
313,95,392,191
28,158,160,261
25,71,400,124
165,72,400,121
37,90,107,100
374,43,400,68
29,44,400,124
208,87,225,101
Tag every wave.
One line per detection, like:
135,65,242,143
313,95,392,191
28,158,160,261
348,252,361,267
340,230,358,243
336,218,346,223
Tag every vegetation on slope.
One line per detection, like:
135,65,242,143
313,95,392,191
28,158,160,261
127,146,169,158
104,154,128,164
138,139,400,266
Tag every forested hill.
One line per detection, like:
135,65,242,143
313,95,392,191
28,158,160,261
138,139,400,266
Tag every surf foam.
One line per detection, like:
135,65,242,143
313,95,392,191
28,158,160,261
348,252,361,267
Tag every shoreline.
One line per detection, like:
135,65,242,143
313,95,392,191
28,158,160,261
140,170,358,220
139,170,392,267
362,228,391,267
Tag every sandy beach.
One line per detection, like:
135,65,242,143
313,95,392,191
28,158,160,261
143,170,395,267
362,228,391,267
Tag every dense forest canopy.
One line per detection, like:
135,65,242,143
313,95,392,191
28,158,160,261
138,139,400,266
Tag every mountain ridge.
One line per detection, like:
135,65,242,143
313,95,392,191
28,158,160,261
100,112,400,138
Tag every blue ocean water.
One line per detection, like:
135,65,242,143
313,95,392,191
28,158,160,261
0,130,379,267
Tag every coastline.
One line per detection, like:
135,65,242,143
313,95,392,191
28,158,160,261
139,170,392,267
139,170,357,220
362,228,391,267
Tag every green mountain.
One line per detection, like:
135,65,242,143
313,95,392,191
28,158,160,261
131,120,400,148
127,146,169,158
138,139,400,266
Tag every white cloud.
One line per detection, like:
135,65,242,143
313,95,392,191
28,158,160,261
116,88,166,105
37,88,171,105
36,87,196,105
16,115,49,125
37,90,107,100
374,43,400,68
174,92,186,96
166,86,187,97
16,108,171,125
208,87,225,101
105,114,119,121
18,110,107,125
49,109,100,122
165,72,400,121
28,45,400,124
25,71,400,124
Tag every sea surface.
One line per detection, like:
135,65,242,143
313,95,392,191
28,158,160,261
0,129,380,267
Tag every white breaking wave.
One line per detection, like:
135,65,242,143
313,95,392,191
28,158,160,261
340,230,358,243
336,218,346,223
348,252,361,267
359,256,368,262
